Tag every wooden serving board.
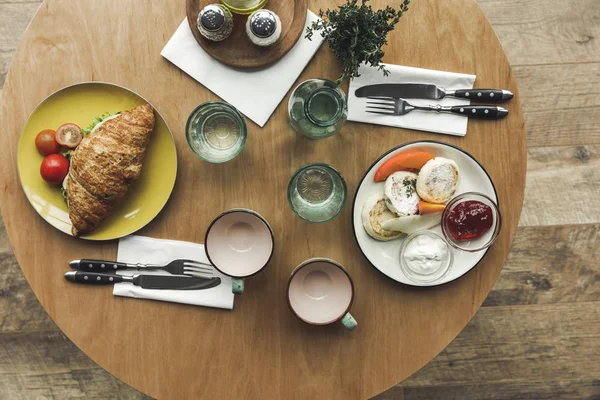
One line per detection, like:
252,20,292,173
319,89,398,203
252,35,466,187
186,0,308,68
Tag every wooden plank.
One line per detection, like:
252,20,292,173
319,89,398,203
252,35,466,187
485,224,600,307
0,0,42,3
0,369,151,400
520,145,600,226
0,3,40,51
478,0,600,65
375,379,600,400
0,330,99,375
0,241,58,332
397,302,600,386
514,62,600,147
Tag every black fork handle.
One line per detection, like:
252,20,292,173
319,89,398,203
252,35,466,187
449,105,509,119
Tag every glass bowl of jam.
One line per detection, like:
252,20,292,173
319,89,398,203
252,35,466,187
441,192,502,252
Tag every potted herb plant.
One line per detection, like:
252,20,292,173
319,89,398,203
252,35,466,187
306,0,411,84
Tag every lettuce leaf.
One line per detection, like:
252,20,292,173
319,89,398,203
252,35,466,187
81,112,114,137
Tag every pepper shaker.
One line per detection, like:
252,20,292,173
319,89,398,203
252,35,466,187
197,4,234,42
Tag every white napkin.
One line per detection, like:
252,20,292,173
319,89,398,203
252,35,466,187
161,12,324,127
114,236,234,310
348,63,476,136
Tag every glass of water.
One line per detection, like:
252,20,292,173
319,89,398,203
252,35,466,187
288,79,348,139
186,101,247,163
288,163,347,223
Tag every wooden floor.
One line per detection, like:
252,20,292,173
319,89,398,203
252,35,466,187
1,0,598,399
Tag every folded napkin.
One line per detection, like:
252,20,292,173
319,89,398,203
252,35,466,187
348,64,476,136
114,235,234,310
161,12,324,127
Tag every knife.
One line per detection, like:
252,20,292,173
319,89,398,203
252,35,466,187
64,271,221,290
355,84,514,102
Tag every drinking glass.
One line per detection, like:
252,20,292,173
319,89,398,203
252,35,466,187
221,0,268,14
288,163,347,223
186,101,247,163
288,79,348,139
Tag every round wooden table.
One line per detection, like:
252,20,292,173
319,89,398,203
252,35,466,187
0,1,526,399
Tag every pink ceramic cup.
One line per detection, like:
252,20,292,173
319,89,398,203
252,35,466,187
205,209,274,294
287,258,357,330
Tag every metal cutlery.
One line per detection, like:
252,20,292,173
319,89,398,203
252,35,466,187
355,83,513,102
366,97,509,119
64,271,221,290
70,259,214,278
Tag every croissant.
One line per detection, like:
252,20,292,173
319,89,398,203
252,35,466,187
67,104,155,235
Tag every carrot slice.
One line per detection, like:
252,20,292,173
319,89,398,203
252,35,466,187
374,151,436,182
418,200,446,215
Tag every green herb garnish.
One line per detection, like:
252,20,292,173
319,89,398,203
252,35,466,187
403,178,415,197
306,0,411,84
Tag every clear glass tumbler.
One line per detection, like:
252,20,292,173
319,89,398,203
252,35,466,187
288,163,347,223
221,0,268,14
186,101,247,163
288,79,348,139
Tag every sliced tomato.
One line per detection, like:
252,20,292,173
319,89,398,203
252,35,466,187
55,123,82,149
35,129,60,155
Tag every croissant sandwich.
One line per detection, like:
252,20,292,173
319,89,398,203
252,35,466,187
66,104,155,235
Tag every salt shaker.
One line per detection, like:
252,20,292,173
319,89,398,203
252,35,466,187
246,9,281,47
197,4,234,42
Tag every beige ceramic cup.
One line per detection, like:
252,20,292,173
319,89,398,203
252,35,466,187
287,258,358,330
205,209,274,294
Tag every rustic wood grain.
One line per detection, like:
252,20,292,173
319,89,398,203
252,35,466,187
379,380,600,400
186,0,308,68
520,145,600,226
0,0,525,399
400,302,600,386
0,3,40,50
0,246,56,332
0,331,149,400
484,223,600,307
514,62,600,147
0,369,151,400
478,0,600,65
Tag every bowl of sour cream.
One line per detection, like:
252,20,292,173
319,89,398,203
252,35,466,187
400,230,454,284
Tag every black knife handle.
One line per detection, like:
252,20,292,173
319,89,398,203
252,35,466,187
450,105,509,119
452,89,513,102
71,259,129,272
64,271,124,284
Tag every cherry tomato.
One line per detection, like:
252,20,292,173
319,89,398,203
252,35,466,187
55,123,82,149
35,129,60,155
40,154,69,184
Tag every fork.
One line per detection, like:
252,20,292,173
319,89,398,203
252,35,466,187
69,259,214,278
366,97,508,119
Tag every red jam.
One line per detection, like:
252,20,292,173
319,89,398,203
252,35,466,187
445,200,493,242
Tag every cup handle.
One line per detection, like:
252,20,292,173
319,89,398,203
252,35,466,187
232,278,245,294
341,312,357,331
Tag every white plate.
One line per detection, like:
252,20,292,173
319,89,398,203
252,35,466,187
352,141,498,287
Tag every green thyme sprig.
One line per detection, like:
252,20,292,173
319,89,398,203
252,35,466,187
306,0,411,85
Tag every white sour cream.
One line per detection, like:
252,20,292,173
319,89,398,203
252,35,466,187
402,234,449,275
